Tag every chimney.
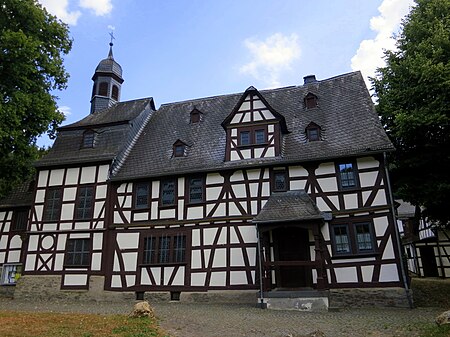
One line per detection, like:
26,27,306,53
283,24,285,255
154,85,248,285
303,75,317,85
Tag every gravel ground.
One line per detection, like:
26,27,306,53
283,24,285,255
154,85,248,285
0,298,444,337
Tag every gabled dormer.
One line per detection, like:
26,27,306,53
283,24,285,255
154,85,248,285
172,139,187,158
190,108,203,124
222,86,288,161
304,92,318,109
305,121,322,141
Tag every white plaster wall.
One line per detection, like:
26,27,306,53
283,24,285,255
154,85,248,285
42,223,57,231
9,235,22,249
91,253,102,271
290,180,306,190
334,267,358,283
359,171,378,188
317,177,338,192
230,271,248,285
54,254,64,271
316,162,335,175
230,248,245,266
210,271,226,286
206,173,224,185
35,190,46,203
191,272,206,286
253,98,266,110
150,268,161,285
98,165,109,182
239,100,250,111
379,264,400,282
96,185,107,199
37,170,49,187
49,169,64,186
63,187,77,201
372,190,387,206
65,168,79,185
111,275,122,288
212,248,227,267
230,151,239,161
289,166,307,177
374,216,389,236
93,233,103,250
117,233,139,250
344,194,358,209
80,166,96,184
232,184,247,198
382,238,395,260
187,207,203,220
60,204,75,221
316,198,331,212
357,156,378,170
261,110,275,120
122,252,138,271
25,254,36,271
7,250,20,263
203,228,217,246
64,274,88,286
126,275,136,287
361,265,374,282
231,113,242,124
160,209,175,219
133,212,148,222
141,269,151,285
254,148,264,158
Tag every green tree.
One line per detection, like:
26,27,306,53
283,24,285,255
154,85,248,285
372,0,450,226
0,0,71,197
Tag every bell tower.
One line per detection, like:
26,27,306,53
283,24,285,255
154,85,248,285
90,34,124,114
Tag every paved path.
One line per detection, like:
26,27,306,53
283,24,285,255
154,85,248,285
0,298,444,337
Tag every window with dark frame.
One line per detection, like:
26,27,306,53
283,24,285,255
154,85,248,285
255,129,266,144
111,85,119,100
161,179,176,206
12,210,28,231
338,163,357,188
304,93,318,109
82,130,95,148
65,239,90,267
75,186,94,220
273,171,288,192
142,234,186,265
188,177,204,203
306,127,320,141
43,188,62,221
174,144,185,157
135,182,149,209
98,82,108,96
331,222,375,256
240,131,250,146
191,111,200,123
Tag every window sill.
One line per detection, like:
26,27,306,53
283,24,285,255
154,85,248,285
237,143,269,149
139,262,187,267
331,252,379,259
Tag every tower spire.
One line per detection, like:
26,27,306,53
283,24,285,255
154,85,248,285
108,31,115,59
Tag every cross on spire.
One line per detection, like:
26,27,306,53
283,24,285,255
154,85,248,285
109,31,115,46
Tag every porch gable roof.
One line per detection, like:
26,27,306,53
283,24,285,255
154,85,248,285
253,190,325,224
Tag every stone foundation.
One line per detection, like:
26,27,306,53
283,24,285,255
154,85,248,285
14,275,257,304
329,287,412,308
0,285,15,299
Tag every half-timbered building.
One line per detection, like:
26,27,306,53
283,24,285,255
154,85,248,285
5,45,411,309
397,200,450,278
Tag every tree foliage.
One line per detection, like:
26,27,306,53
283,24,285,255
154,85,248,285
372,0,450,226
0,0,72,197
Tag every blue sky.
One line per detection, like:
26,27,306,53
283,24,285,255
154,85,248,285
37,0,415,147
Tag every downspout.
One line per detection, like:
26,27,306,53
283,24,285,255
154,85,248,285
256,223,266,309
384,152,414,309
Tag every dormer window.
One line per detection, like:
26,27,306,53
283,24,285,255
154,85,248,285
305,122,321,142
112,85,119,100
238,127,267,146
82,130,95,148
190,108,202,123
173,140,187,157
304,93,318,109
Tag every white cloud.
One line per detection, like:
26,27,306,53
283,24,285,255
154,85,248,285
107,25,116,31
38,0,81,25
351,0,415,89
239,33,301,88
58,105,72,117
38,0,113,26
80,0,113,17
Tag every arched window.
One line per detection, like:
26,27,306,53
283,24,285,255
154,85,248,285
304,93,318,109
98,82,109,97
82,130,95,148
112,85,119,100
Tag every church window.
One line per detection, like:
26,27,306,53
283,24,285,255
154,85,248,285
112,85,119,100
12,209,28,231
43,188,62,221
75,186,94,219
337,162,358,189
273,171,288,192
135,182,149,208
161,179,176,206
98,82,108,96
188,176,204,204
65,239,90,267
82,130,95,148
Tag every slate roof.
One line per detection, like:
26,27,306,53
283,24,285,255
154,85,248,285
36,98,154,168
111,71,393,181
0,181,34,209
252,190,324,223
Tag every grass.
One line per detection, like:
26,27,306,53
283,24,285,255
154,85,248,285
0,311,170,337
417,323,450,337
